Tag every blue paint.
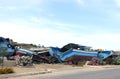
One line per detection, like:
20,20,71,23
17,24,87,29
49,47,113,62
0,37,14,56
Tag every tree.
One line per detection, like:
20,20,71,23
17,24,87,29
0,47,8,68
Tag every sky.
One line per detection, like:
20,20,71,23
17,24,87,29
0,0,120,50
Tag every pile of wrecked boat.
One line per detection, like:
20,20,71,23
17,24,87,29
0,37,117,66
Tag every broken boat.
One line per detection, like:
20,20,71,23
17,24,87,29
49,43,113,64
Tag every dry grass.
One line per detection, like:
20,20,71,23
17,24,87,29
0,67,15,74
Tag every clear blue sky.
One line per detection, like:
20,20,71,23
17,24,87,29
0,0,120,50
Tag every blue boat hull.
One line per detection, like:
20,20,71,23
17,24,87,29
49,47,113,63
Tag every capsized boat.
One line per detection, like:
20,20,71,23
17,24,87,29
49,43,113,63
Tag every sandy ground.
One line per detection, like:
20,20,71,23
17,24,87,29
12,64,74,73
7,64,120,74
1,60,120,74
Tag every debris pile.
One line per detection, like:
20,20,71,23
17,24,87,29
0,37,118,66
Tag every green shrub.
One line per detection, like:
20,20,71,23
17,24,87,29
0,67,15,74
113,56,120,65
0,58,2,64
